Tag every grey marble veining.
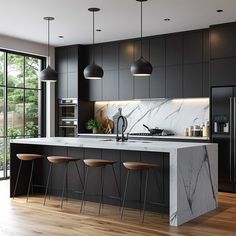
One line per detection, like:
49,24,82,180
95,99,209,135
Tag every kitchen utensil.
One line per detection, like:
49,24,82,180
143,124,163,135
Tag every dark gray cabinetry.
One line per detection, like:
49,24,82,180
183,63,203,98
210,58,236,86
210,23,236,59
166,34,183,66
150,37,165,67
184,31,203,64
203,63,210,97
150,67,165,98
103,42,119,71
55,45,78,99
103,70,119,100
166,65,183,98
119,69,134,100
119,40,134,69
87,45,103,101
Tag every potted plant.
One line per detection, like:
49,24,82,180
86,119,102,134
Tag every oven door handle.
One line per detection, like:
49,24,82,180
59,125,77,128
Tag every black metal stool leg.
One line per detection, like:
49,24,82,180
142,169,149,223
61,163,69,208
153,168,162,202
26,160,35,202
98,167,105,215
13,159,22,199
80,167,89,213
44,163,52,206
121,170,130,219
74,161,84,189
111,165,121,207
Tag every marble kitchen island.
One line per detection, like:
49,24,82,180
10,137,218,226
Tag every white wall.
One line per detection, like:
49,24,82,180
0,34,56,137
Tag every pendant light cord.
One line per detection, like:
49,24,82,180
140,0,143,57
92,11,95,64
47,19,50,67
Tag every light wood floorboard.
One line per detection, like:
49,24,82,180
1,180,236,236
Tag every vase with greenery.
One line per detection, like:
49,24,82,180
86,119,102,134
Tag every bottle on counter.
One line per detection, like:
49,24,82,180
193,125,201,137
203,121,210,137
184,128,189,136
188,126,193,136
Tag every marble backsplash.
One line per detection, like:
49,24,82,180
95,98,209,136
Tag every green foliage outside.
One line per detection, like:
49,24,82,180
0,52,41,169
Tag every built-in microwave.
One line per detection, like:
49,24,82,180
59,119,78,137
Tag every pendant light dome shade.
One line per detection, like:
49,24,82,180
40,16,57,82
40,65,57,82
131,0,153,77
131,56,153,76
84,63,104,79
84,8,104,79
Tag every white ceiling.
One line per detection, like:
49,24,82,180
0,0,236,46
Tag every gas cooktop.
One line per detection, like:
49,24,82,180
129,132,175,137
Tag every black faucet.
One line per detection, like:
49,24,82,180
116,110,128,142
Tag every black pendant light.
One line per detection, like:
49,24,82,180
131,0,153,77
40,17,57,82
84,8,104,80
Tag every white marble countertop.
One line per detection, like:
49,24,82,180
78,133,210,141
11,137,216,153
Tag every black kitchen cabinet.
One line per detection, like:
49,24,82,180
134,76,150,99
166,65,183,98
103,42,119,71
211,58,236,86
87,45,103,101
103,70,119,100
166,33,183,66
55,47,67,73
68,72,78,98
150,66,165,98
119,69,134,100
203,63,210,97
67,45,78,73
183,63,203,98
184,31,203,64
210,23,236,59
57,73,68,99
134,39,150,60
150,36,165,67
119,40,134,69
203,30,210,62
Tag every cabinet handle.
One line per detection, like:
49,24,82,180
230,97,233,182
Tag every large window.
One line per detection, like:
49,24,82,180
0,51,44,179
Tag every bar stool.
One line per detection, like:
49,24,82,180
13,153,44,202
121,162,160,223
80,159,120,215
43,156,84,208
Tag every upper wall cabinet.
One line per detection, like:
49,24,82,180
55,47,67,73
210,23,236,59
184,31,203,64
102,42,119,70
119,40,134,69
150,36,165,67
134,39,150,60
166,33,183,66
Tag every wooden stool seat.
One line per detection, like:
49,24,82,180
17,154,43,161
47,156,80,164
123,162,159,170
84,159,116,167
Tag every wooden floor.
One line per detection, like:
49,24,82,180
1,181,236,236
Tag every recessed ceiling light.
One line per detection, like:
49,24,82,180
216,9,223,12
58,35,64,38
164,18,171,21
96,29,102,32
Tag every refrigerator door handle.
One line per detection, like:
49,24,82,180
230,97,233,182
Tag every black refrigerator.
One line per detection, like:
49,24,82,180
211,86,236,192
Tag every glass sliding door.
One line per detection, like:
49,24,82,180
0,50,44,179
